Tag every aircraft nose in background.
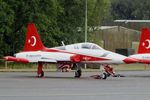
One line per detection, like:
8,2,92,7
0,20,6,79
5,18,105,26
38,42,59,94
123,58,138,64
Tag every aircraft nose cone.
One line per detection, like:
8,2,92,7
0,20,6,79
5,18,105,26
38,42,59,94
123,58,138,64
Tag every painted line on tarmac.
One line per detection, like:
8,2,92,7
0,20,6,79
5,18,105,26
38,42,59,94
1,93,150,97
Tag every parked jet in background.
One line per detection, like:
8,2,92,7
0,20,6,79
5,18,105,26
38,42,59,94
4,23,137,79
129,28,150,64
114,20,150,23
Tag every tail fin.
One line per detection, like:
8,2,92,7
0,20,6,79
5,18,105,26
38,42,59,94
23,23,45,51
138,28,150,54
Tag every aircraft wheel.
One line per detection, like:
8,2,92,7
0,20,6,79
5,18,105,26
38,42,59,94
106,73,111,77
101,73,107,79
75,70,82,78
41,71,44,77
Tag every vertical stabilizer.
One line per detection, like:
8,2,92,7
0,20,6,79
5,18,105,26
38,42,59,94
23,23,45,51
138,28,150,53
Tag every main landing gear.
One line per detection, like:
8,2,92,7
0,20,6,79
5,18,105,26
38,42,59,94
73,63,82,78
91,64,123,79
104,64,115,77
37,62,44,78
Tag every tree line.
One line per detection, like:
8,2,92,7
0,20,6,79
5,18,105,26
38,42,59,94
0,0,150,57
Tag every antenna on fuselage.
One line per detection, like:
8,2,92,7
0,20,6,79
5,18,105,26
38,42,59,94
61,41,65,46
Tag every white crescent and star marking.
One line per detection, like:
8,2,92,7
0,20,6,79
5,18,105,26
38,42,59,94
142,39,150,49
28,36,37,47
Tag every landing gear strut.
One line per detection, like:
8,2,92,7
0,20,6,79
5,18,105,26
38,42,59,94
37,62,44,78
75,70,82,78
104,64,115,77
73,64,82,78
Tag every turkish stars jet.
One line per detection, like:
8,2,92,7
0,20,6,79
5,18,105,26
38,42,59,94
129,28,150,64
4,23,137,79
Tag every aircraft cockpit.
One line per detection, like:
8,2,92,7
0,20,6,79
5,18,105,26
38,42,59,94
54,42,103,50
81,43,103,50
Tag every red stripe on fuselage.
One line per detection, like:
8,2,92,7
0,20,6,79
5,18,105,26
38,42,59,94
44,48,109,61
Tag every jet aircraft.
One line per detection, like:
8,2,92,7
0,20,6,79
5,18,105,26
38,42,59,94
129,28,150,64
4,23,137,79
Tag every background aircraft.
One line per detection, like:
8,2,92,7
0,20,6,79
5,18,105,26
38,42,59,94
4,23,137,79
114,20,150,23
129,28,150,64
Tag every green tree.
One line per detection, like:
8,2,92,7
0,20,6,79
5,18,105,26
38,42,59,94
0,0,112,58
3,0,63,55
87,0,111,44
88,0,111,29
111,0,150,20
0,0,15,57
58,0,85,44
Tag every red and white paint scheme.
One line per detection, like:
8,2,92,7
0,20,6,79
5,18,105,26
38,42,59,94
4,23,137,79
129,28,150,64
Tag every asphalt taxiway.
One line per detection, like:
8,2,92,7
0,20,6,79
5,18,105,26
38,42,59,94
0,71,150,100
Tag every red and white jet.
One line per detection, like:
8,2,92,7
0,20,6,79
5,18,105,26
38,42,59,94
129,28,150,64
4,23,137,79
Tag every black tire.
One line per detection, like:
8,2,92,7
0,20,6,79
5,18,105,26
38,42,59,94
41,71,44,77
101,73,107,79
106,73,111,77
75,70,82,78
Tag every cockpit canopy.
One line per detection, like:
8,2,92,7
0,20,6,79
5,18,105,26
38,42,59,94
54,42,103,50
81,43,103,50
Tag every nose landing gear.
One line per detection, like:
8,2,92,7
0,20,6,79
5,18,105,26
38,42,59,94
104,64,115,77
